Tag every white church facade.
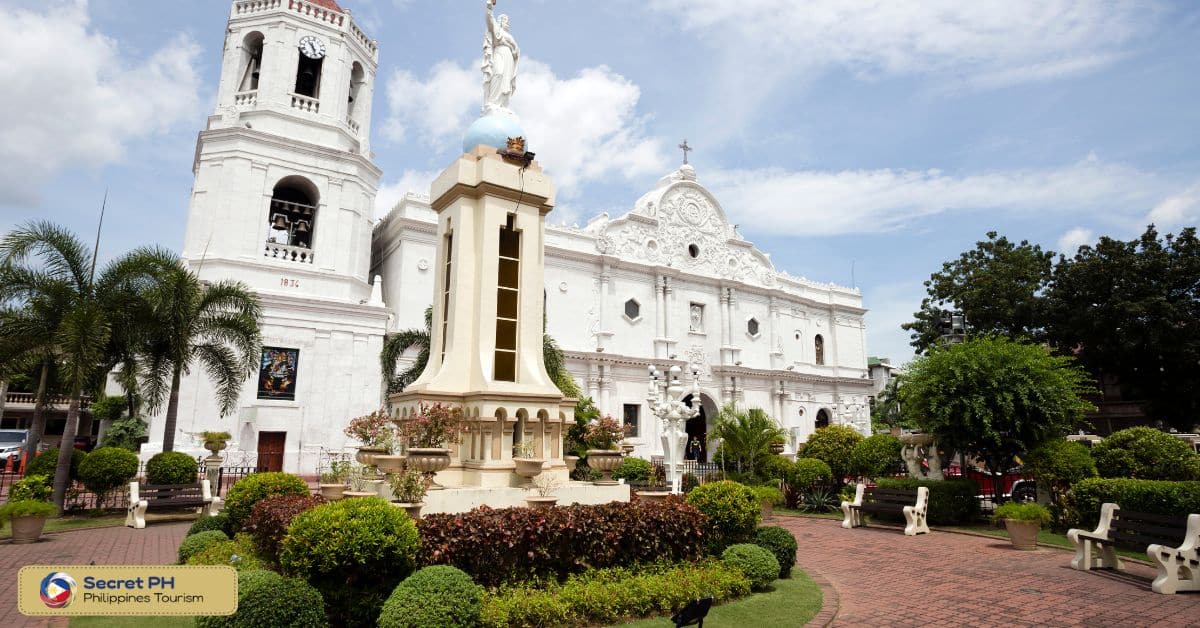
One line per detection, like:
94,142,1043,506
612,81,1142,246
144,0,873,474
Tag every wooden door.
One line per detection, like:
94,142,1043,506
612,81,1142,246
257,431,286,472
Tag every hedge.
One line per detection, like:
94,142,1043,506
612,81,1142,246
755,526,798,578
875,478,980,525
26,448,85,484
1071,478,1200,528
178,530,229,564
685,480,761,554
223,472,310,530
721,543,780,591
185,533,268,572
1092,427,1200,481
244,494,326,559
378,566,483,628
196,569,328,628
419,498,706,587
77,447,140,496
480,561,751,628
612,457,654,483
145,451,198,485
187,514,231,537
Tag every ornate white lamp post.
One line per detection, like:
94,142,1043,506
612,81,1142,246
647,364,700,494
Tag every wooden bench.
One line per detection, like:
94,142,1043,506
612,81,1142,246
125,480,222,529
1068,503,1200,594
840,483,930,536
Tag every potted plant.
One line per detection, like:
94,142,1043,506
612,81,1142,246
993,501,1052,551
583,415,626,486
388,468,427,519
200,431,232,457
512,440,544,488
525,474,560,509
373,434,407,474
344,409,392,465
344,466,377,498
753,485,785,519
0,475,56,544
768,435,786,455
319,458,350,500
398,402,466,490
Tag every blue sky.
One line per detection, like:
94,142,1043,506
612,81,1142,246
1,0,1198,366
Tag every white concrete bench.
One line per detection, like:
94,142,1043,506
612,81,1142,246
1068,503,1200,595
125,480,222,529
840,483,930,536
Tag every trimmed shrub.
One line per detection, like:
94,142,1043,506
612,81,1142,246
875,478,980,525
145,451,198,486
26,448,85,485
187,514,231,537
186,533,267,571
378,566,483,628
721,543,780,591
755,526,798,578
1071,478,1200,528
196,569,328,628
223,472,310,530
802,426,863,484
850,434,902,479
77,447,139,495
419,498,706,588
1092,427,1200,481
752,485,784,506
612,457,654,483
178,530,229,564
1026,439,1097,528
760,455,794,483
993,501,1051,526
786,458,833,494
480,561,751,628
281,497,420,628
685,480,761,554
244,494,326,558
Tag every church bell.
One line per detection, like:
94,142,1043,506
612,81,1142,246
271,214,289,230
295,220,310,234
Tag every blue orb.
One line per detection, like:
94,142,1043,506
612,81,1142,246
462,112,527,154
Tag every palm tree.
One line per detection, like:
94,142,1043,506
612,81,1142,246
381,306,432,393
709,404,785,475
132,248,262,452
0,286,69,464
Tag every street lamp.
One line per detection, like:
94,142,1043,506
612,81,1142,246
939,310,966,345
647,363,700,494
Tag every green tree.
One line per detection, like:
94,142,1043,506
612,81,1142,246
128,248,261,452
708,404,784,476
903,232,1054,353
801,425,863,486
0,284,68,464
1046,225,1200,432
899,336,1095,502
869,376,911,432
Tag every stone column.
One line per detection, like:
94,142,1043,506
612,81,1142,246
596,265,611,351
654,275,666,359
599,364,612,417
768,297,782,369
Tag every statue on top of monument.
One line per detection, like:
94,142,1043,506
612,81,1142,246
483,0,520,114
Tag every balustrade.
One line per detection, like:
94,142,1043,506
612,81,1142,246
234,0,282,16
264,242,315,264
346,116,361,134
290,93,319,113
234,90,258,107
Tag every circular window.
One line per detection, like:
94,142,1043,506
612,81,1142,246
688,244,700,258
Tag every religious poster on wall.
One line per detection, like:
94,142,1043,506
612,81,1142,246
257,347,299,400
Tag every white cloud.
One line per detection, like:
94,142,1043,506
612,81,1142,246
864,281,925,368
705,157,1166,237
1058,227,1095,254
374,169,439,218
1146,184,1200,229
0,1,203,205
382,58,668,196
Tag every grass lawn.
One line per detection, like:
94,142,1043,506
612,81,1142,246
1,512,198,540
617,570,822,627
71,617,194,627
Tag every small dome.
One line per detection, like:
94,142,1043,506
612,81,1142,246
462,110,527,154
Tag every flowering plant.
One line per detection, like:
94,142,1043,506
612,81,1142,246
388,468,428,503
344,409,394,450
583,415,626,450
398,402,467,449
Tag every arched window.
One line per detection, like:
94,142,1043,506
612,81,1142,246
238,32,264,93
815,408,831,429
814,335,825,366
266,177,319,260
295,50,323,98
348,62,365,123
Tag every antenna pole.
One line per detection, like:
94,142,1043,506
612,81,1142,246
88,189,108,287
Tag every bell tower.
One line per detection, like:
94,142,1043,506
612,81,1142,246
159,0,388,473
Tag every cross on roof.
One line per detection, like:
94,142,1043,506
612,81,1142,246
678,139,693,165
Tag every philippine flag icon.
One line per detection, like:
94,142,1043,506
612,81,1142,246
40,572,76,609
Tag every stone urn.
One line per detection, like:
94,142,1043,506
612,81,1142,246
374,454,407,474
407,447,452,490
318,484,346,500
621,442,636,456
768,442,785,455
355,447,387,467
394,502,424,519
587,449,624,486
1002,519,1041,551
635,490,671,503
524,496,558,510
344,491,376,498
203,439,228,457
9,514,48,544
564,455,580,473
513,458,545,488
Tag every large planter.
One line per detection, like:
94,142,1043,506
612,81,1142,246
344,490,376,498
10,514,48,544
407,447,452,490
513,458,545,488
204,440,228,457
620,442,636,456
394,502,424,519
374,454,406,474
587,449,623,486
355,447,387,466
564,455,580,473
768,442,785,455
318,484,346,500
524,496,558,510
635,490,671,503
1002,519,1041,551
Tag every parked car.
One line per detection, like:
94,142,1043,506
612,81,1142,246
0,429,29,463
948,463,1037,502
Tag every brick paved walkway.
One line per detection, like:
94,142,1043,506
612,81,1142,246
777,516,1200,627
0,522,190,627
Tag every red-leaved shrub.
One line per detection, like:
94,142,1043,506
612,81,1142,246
417,498,707,587
244,494,326,558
